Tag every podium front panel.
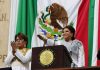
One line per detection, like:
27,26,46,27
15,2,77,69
32,45,72,70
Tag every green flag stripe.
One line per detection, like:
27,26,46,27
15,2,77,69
16,0,26,34
16,0,37,48
27,0,37,48
88,0,95,66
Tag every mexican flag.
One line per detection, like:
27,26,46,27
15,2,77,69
8,0,100,67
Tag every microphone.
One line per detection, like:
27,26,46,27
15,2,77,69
53,35,62,46
37,34,47,47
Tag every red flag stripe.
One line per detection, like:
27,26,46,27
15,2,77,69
76,0,89,67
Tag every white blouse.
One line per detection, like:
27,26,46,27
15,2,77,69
4,49,32,70
47,39,85,67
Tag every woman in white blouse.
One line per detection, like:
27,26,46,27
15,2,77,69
38,25,85,67
4,33,32,70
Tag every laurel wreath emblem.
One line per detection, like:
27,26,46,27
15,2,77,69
39,49,54,66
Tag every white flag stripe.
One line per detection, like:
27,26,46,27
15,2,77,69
31,18,44,47
8,0,19,52
68,0,82,25
92,0,99,66
32,0,82,47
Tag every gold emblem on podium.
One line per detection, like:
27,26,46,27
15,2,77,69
39,49,54,66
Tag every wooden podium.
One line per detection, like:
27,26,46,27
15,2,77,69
31,45,72,70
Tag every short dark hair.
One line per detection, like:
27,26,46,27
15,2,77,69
63,25,75,40
15,32,28,45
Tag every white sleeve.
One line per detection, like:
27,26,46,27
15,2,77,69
4,52,14,66
77,45,85,67
15,49,32,63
